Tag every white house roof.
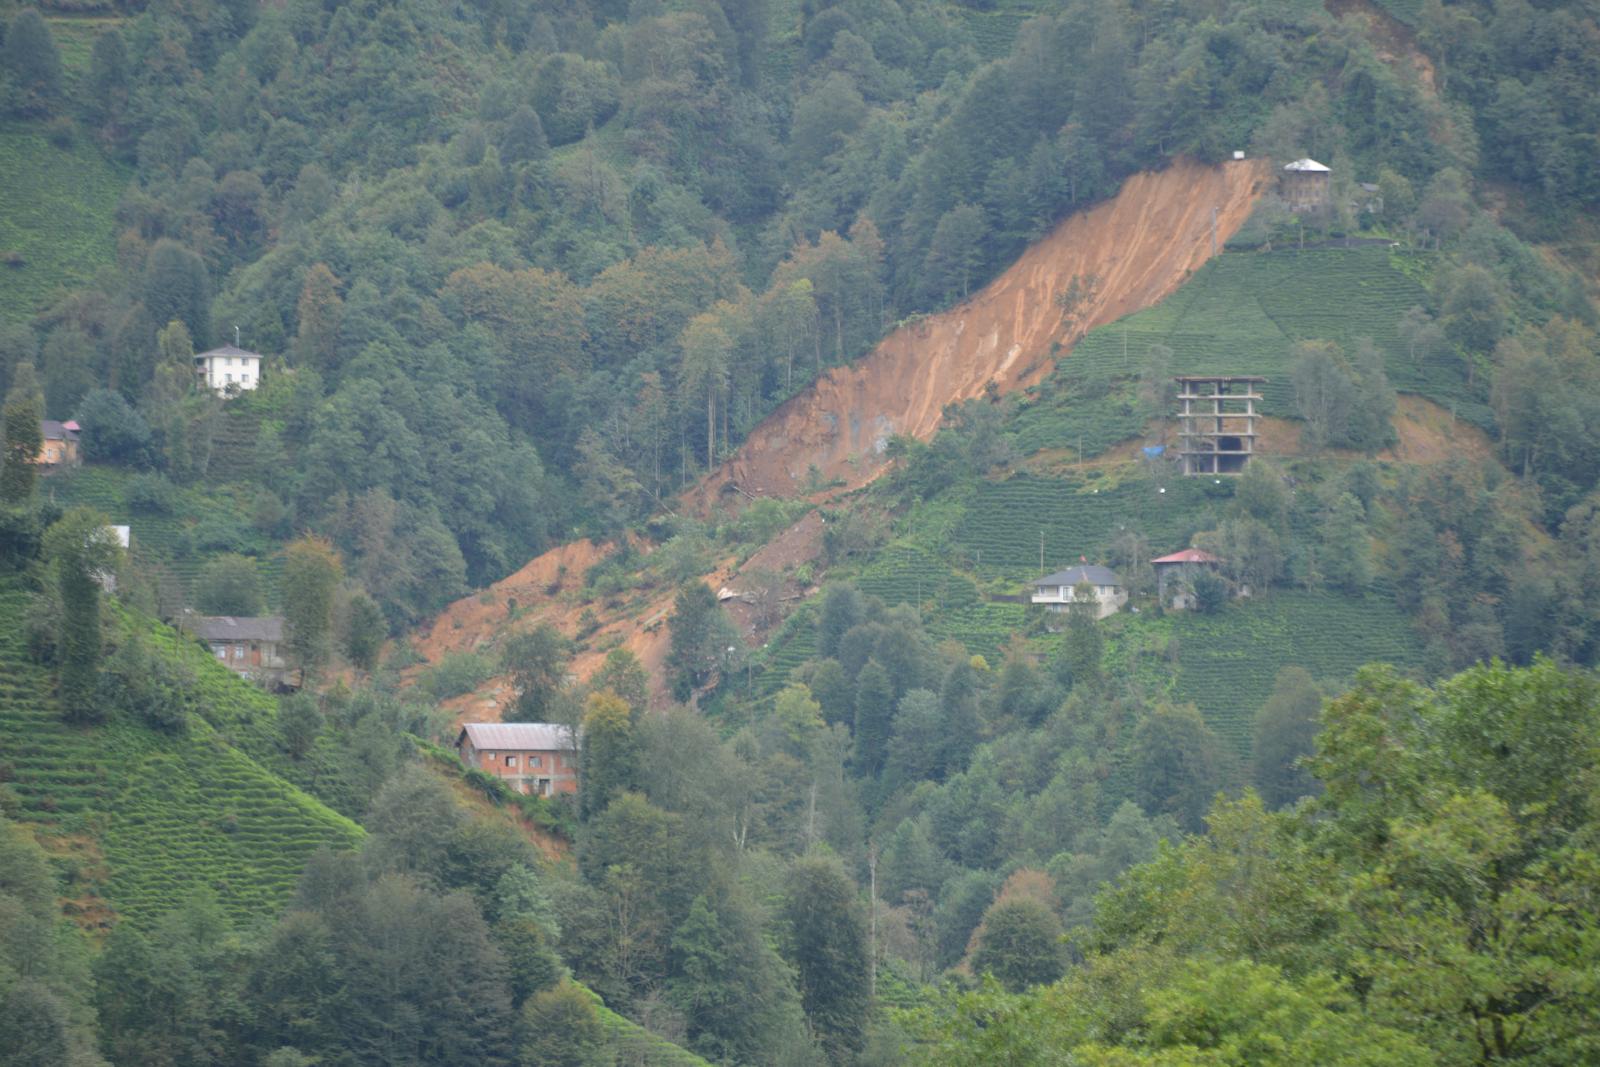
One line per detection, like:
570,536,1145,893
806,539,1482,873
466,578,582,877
1036,564,1122,588
194,344,263,362
1283,158,1330,173
457,722,577,752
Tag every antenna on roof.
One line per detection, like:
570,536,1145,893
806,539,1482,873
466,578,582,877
234,325,241,347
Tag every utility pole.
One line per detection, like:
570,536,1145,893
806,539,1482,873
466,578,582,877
1040,530,1045,576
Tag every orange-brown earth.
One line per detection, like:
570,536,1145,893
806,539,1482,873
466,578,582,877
691,157,1269,506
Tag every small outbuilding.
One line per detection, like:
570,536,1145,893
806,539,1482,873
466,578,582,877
1031,564,1126,620
456,722,579,797
1151,548,1223,610
1281,158,1331,210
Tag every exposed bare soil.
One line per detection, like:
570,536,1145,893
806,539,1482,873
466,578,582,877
691,158,1269,506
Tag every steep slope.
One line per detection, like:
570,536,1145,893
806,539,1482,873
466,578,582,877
695,157,1268,503
0,580,363,929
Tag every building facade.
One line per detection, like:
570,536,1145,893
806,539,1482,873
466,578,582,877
189,615,290,684
1031,564,1126,620
456,722,579,797
195,344,263,395
37,420,80,466
1280,158,1331,210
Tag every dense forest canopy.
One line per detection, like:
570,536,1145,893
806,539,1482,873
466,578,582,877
3,0,1600,1064
2,0,1596,620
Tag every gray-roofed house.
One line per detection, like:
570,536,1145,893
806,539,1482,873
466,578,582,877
1031,564,1126,619
455,722,579,797
37,419,80,467
195,343,263,396
189,614,290,684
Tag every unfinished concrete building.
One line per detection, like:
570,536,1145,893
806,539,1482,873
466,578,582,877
1175,375,1265,475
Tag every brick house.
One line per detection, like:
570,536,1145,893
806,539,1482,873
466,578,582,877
37,419,80,467
455,722,578,797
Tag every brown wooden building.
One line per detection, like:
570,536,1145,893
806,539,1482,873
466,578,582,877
455,722,578,797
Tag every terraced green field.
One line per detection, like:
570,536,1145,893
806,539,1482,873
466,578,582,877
938,471,1224,581
0,121,126,325
1102,590,1424,758
1050,247,1492,430
45,465,286,608
0,581,362,928
42,15,126,81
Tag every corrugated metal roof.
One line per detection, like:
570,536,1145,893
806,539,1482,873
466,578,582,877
40,419,78,441
1283,158,1330,173
457,722,577,752
190,615,285,642
1151,548,1221,565
1036,565,1122,588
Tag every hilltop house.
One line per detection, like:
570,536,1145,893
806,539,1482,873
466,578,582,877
36,420,80,467
456,722,578,797
189,614,291,685
195,343,263,396
1280,158,1331,210
1152,548,1222,610
1031,564,1126,620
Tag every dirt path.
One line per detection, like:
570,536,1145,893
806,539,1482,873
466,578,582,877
691,158,1268,506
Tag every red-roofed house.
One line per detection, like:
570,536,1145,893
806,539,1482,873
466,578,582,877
1152,548,1222,610
455,722,578,797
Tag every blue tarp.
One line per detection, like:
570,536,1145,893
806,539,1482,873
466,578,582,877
1142,445,1166,457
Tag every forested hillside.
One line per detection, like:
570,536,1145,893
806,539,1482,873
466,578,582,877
3,0,1600,1064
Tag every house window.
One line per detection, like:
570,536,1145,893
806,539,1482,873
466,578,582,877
529,755,542,768
506,756,518,768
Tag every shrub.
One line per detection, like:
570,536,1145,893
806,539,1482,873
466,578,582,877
123,472,181,515
419,651,495,700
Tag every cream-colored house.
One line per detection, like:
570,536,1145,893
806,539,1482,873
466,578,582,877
1031,564,1126,620
195,344,262,395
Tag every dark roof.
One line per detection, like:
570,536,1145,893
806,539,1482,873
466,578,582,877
40,419,78,442
456,723,577,752
194,344,263,362
1173,375,1268,383
190,615,284,642
1036,564,1122,588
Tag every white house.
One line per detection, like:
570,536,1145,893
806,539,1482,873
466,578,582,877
1031,564,1126,620
195,344,263,395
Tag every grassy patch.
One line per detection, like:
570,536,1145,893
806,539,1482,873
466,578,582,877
0,121,126,325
